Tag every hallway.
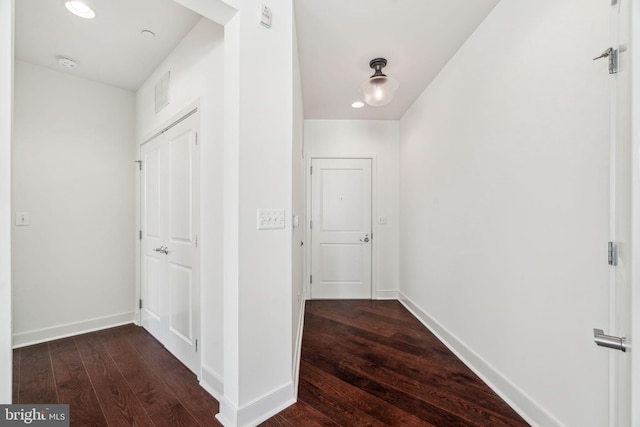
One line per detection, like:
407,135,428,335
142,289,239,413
14,300,528,426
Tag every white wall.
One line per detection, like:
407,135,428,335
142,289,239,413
218,0,295,424
291,17,306,365
0,0,14,404
12,61,136,346
399,0,610,426
135,17,225,394
304,120,400,297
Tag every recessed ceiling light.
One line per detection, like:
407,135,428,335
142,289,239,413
57,57,77,69
141,30,156,38
351,101,365,109
64,1,95,19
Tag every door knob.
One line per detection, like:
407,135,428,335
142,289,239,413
593,328,627,352
153,246,169,255
360,234,370,243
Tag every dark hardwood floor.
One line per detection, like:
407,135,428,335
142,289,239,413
13,300,529,426
13,324,221,426
265,300,529,427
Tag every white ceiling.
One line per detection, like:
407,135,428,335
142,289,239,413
15,0,501,119
294,0,501,120
15,0,201,91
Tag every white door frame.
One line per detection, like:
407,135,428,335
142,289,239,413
630,2,640,423
135,102,202,375
305,153,379,300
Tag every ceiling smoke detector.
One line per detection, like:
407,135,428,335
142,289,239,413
57,57,77,69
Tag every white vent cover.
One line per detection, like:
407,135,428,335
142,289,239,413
155,71,170,113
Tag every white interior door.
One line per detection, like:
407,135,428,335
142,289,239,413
141,111,200,374
310,158,372,299
609,0,632,424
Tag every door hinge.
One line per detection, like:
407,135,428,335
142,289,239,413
135,160,142,170
195,234,198,248
593,47,618,74
310,275,312,284
195,132,198,145
195,339,198,352
139,299,142,309
139,230,142,240
608,241,618,266
310,165,312,174
310,220,313,229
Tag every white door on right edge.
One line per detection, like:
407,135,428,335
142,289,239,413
310,158,372,299
608,0,632,424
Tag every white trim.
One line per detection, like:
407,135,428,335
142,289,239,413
398,293,563,427
216,382,295,427
374,290,399,300
630,0,640,424
292,298,306,394
305,153,379,300
0,0,13,404
12,312,135,348
200,364,224,399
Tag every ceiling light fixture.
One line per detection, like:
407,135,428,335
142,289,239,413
360,58,399,107
351,101,364,109
57,57,77,69
64,1,95,19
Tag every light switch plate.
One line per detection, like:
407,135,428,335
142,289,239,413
15,212,29,226
257,209,285,229
259,4,272,28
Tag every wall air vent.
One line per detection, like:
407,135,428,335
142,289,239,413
155,71,170,113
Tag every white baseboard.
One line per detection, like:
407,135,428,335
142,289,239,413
12,311,135,348
292,298,306,394
374,290,399,300
200,364,224,400
216,382,295,427
398,293,563,427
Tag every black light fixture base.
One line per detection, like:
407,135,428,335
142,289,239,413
369,58,388,77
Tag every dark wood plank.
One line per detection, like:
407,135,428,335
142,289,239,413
302,310,498,401
49,339,109,426
74,332,156,427
124,325,221,426
17,343,57,404
299,360,436,427
260,401,342,427
98,326,202,427
12,348,20,402
298,300,530,427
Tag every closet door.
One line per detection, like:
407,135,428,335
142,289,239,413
140,111,200,374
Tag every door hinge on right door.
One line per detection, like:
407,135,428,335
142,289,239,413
608,241,618,266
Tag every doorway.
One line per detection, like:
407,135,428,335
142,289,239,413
309,158,373,299
140,109,201,374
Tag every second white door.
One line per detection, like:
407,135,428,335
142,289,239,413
311,158,372,299
140,111,200,374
